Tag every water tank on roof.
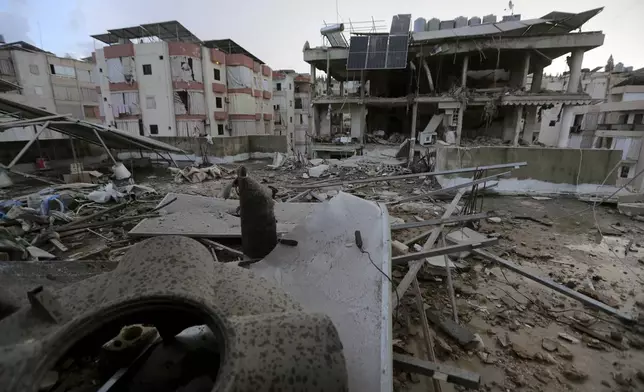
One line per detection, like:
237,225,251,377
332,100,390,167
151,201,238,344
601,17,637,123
482,14,497,24
502,14,521,21
439,20,456,30
468,17,481,26
427,18,440,31
455,16,468,28
414,18,427,32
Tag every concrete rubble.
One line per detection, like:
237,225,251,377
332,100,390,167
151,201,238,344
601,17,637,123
1,151,644,392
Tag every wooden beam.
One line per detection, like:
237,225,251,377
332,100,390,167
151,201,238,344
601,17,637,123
393,353,481,390
392,239,498,264
390,213,488,230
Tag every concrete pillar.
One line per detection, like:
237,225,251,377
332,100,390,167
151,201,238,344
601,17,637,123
531,65,544,93
502,108,516,142
311,64,317,98
510,52,531,88
312,105,320,137
512,106,524,146
350,105,366,141
557,105,576,147
340,81,344,96
408,102,418,163
360,71,365,99
455,104,465,145
633,138,644,192
523,106,538,144
461,55,469,87
567,50,584,93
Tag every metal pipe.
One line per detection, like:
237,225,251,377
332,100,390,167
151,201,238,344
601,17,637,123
7,121,50,168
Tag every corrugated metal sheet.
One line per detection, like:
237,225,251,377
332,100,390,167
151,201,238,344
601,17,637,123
188,91,206,115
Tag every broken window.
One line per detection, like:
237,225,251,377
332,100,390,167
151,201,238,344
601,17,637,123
300,114,303,124
83,105,96,118
289,100,293,107
290,116,293,123
217,124,224,135
174,91,189,115
216,97,223,109
620,166,630,178
634,113,643,124
294,98,302,109
289,83,292,90
50,64,76,77
150,124,159,135
214,68,221,81
143,64,152,75
179,58,195,80
276,83,282,91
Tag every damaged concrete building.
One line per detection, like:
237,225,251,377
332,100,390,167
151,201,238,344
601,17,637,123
272,70,313,154
304,8,605,149
92,22,275,138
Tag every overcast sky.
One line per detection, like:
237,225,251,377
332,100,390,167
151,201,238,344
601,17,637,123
1,0,641,75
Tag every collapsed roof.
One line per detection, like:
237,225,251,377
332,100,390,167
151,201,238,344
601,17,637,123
0,95,183,153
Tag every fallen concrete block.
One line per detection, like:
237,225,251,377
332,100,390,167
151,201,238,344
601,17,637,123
309,165,329,178
391,240,409,256
446,227,488,258
617,202,644,217
618,193,644,204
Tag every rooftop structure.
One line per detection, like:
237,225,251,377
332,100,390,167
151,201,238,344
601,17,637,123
303,7,606,155
91,21,274,138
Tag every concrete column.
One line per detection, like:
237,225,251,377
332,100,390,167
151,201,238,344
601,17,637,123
523,106,538,144
312,105,319,137
510,52,531,88
502,108,516,142
340,81,344,96
325,49,331,95
531,65,544,93
633,138,644,192
408,102,418,163
557,105,576,147
455,104,465,145
360,71,365,99
567,50,584,93
512,106,525,146
311,64,316,98
461,55,469,87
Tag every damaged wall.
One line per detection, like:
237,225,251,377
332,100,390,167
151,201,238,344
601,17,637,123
152,135,286,157
436,146,622,193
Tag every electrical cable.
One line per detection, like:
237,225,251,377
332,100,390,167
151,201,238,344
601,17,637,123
354,230,400,326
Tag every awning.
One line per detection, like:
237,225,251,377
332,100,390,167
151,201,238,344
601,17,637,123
0,95,184,153
0,79,21,93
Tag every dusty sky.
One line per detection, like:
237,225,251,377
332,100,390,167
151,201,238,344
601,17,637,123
0,0,641,74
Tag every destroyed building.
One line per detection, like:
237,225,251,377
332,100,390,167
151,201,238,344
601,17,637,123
272,70,313,154
91,22,275,138
303,8,605,150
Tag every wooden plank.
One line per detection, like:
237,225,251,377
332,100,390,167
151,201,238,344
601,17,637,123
393,189,466,308
472,249,635,324
414,277,442,392
200,238,244,257
392,239,498,264
424,309,476,347
570,322,627,350
290,163,526,189
393,353,481,390
390,213,488,230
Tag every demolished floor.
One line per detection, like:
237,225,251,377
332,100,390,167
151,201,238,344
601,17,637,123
1,157,644,391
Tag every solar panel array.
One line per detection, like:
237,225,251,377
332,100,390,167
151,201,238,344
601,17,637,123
346,14,411,70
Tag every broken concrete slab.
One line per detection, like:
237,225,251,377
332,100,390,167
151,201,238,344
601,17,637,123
309,165,329,178
618,193,644,204
446,227,489,258
309,158,324,166
617,202,644,216
425,308,476,347
391,241,409,256
26,246,55,260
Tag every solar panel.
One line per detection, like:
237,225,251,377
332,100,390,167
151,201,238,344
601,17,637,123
390,14,412,35
347,36,369,70
365,35,388,69
385,35,409,69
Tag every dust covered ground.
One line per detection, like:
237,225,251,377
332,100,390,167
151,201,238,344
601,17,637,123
391,196,644,392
